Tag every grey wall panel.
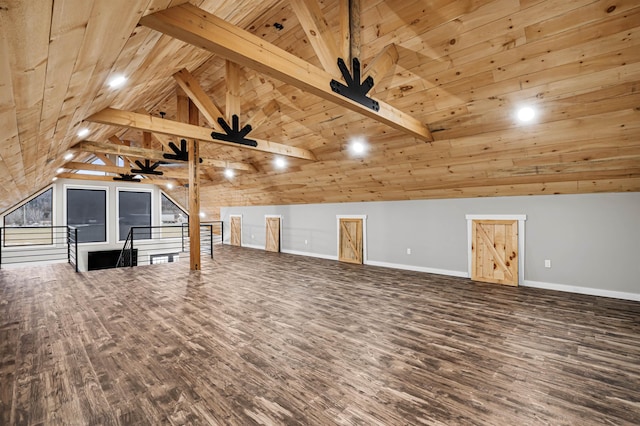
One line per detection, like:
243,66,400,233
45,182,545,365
222,192,640,297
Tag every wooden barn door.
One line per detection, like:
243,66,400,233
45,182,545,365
265,216,280,252
230,216,241,246
471,220,518,286
339,218,363,264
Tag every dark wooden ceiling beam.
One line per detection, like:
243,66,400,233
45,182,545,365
139,3,433,141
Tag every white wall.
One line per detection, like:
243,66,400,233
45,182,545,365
221,192,640,301
0,178,184,271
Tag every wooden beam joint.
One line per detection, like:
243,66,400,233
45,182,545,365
140,3,432,141
211,114,256,147
330,57,378,112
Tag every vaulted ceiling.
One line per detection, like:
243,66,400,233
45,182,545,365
1,0,639,215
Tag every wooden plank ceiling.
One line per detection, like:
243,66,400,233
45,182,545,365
1,0,639,216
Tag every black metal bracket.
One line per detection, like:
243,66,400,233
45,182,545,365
131,159,163,176
211,115,257,147
113,174,141,182
330,57,379,112
162,139,202,163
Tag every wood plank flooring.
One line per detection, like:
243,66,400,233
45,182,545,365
1,245,639,425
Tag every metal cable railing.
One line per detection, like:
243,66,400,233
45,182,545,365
0,226,72,269
0,222,223,271
68,227,79,272
115,223,221,268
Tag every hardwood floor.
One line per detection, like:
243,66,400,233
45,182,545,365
1,245,639,425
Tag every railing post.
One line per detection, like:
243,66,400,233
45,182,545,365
221,221,224,245
182,224,185,252
209,224,213,258
130,228,134,267
67,226,71,265
74,228,78,272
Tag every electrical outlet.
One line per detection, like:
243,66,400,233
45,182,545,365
407,248,411,255
545,259,551,268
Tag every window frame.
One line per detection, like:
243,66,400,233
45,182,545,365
160,191,189,226
116,187,154,243
64,184,109,245
1,186,55,248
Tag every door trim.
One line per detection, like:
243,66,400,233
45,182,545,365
336,215,367,264
265,214,282,252
229,214,242,246
466,214,526,285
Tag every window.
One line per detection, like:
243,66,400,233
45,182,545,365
118,190,151,240
4,188,52,227
3,188,53,246
161,193,188,225
67,188,107,243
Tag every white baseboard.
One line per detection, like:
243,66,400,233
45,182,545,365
365,260,469,278
240,243,263,250
281,249,339,261
219,244,638,301
523,280,640,302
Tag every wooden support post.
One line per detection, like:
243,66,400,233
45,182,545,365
225,61,241,121
339,0,351,63
188,123,200,270
177,89,201,271
349,0,361,61
188,104,201,270
142,131,152,149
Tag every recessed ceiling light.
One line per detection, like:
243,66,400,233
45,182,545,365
77,128,90,138
350,138,367,156
517,106,536,122
166,183,174,189
224,168,235,178
64,153,74,161
274,157,287,169
108,74,127,89
52,177,58,182
56,167,64,174
199,212,205,218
